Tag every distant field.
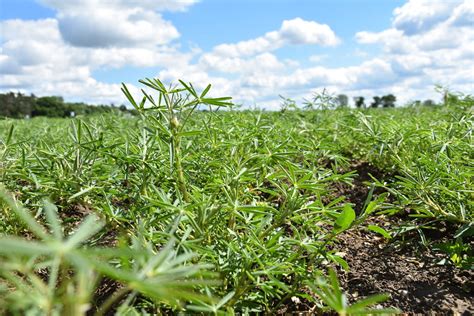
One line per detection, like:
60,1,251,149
0,92,472,314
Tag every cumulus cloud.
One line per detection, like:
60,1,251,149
57,10,179,48
0,14,195,103
38,0,194,48
200,52,289,74
352,0,473,104
210,18,339,58
1,0,473,109
200,0,472,107
392,0,461,35
448,1,474,27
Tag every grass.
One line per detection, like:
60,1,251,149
0,79,472,315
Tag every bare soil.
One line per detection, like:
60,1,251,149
332,161,473,315
336,222,473,314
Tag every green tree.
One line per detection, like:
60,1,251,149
381,94,396,108
354,96,365,108
423,99,436,106
32,96,67,117
0,92,35,118
336,94,348,108
370,96,382,108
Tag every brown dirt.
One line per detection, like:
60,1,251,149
330,161,473,314
336,222,473,314
60,202,94,229
329,161,391,214
268,160,473,315
87,278,125,316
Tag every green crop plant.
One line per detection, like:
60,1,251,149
121,78,232,201
0,188,215,315
1,80,472,314
308,268,399,315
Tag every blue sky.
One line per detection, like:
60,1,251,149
0,0,473,108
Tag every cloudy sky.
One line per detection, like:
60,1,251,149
0,0,473,108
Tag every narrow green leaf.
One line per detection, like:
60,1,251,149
329,254,350,271
237,205,275,214
139,96,147,110
44,201,62,240
139,78,164,92
200,84,212,98
0,190,49,240
179,80,198,98
5,123,14,146
216,291,235,309
346,293,389,312
454,223,474,238
65,215,103,250
177,130,202,138
201,97,233,107
367,225,392,239
0,238,51,255
68,186,95,202
121,83,139,110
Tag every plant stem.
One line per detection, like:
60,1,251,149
170,115,190,202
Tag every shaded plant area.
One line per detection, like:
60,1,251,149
0,79,472,315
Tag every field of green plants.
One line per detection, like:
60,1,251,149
0,79,472,315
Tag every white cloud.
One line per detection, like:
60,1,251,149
279,18,340,46
156,17,340,106
391,54,432,75
0,0,204,103
210,18,339,58
58,9,179,48
199,52,288,74
355,28,403,45
38,0,195,48
0,15,195,103
85,46,195,69
1,1,472,109
392,0,461,35
448,0,474,27
352,0,474,104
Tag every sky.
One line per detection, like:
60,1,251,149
0,0,473,109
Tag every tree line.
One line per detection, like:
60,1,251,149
351,94,437,108
0,92,136,118
281,89,440,112
352,94,397,108
3,91,443,119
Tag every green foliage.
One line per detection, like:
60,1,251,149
334,205,356,233
336,94,349,108
381,94,396,108
121,78,232,201
308,268,399,315
33,96,67,117
0,81,472,314
354,96,365,108
0,92,135,118
303,88,339,110
434,223,474,268
0,189,214,315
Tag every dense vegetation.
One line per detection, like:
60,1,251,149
0,79,472,315
0,92,136,118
